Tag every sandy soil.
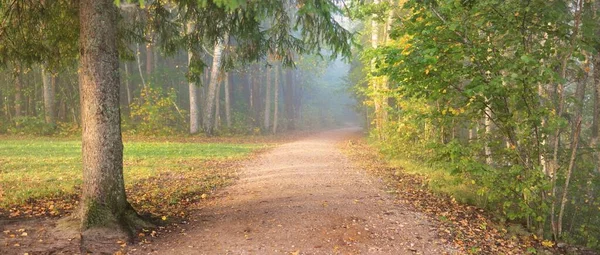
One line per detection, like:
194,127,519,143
129,128,454,255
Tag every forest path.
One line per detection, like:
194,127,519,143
130,128,452,255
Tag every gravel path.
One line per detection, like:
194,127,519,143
130,128,453,254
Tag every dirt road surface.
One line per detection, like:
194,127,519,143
130,128,454,255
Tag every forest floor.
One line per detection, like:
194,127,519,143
2,128,594,254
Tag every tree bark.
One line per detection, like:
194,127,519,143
78,0,148,237
264,65,272,131
41,64,55,125
224,71,231,128
202,34,227,135
273,63,280,134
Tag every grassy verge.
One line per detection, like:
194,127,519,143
341,137,543,254
0,138,267,218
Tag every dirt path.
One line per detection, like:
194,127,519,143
130,128,454,255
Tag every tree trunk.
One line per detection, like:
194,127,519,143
202,34,227,135
214,78,221,130
224,71,231,128
14,66,23,118
145,42,153,76
252,65,260,127
594,54,600,173
41,64,55,125
124,63,132,108
136,43,146,88
187,23,199,134
273,63,280,134
264,65,272,131
558,117,582,237
285,69,295,130
484,104,494,165
78,0,148,238
371,0,382,138
188,55,199,134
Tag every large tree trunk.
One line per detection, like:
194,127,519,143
224,71,231,128
41,64,55,125
78,0,148,239
264,65,272,131
272,63,280,134
202,35,227,135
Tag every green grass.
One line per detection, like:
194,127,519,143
0,138,265,208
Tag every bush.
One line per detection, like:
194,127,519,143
129,86,187,136
8,116,55,136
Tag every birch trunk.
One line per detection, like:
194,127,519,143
41,64,55,125
214,78,221,130
202,34,227,135
187,23,199,134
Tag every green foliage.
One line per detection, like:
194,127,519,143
129,86,187,136
351,0,600,249
7,116,55,136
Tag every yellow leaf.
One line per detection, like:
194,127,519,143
542,240,554,247
201,194,208,199
161,216,167,221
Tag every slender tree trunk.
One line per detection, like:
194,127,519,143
78,0,148,238
14,66,23,118
252,65,260,127
592,3,600,174
273,63,280,134
187,23,199,134
145,42,153,76
136,43,146,88
124,63,132,107
484,104,493,165
224,71,231,128
285,69,295,130
264,65,272,131
188,57,199,134
202,34,227,135
558,117,582,237
593,54,600,173
550,1,584,239
214,78,221,130
41,64,55,125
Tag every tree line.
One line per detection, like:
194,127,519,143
350,0,600,249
